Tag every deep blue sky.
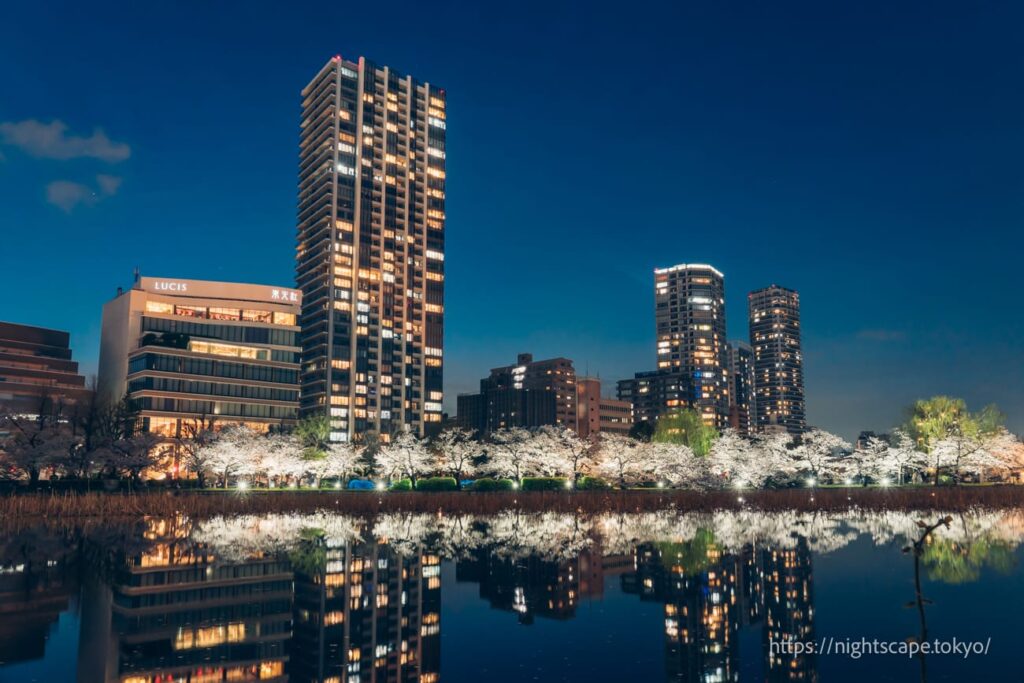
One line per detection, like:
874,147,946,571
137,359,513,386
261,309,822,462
2,1,1022,439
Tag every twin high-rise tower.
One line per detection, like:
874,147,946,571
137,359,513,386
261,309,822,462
296,56,446,442
647,265,806,433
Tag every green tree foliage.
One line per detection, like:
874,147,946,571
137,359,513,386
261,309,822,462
904,396,1003,453
904,396,1005,484
628,420,655,442
653,409,718,456
294,415,331,460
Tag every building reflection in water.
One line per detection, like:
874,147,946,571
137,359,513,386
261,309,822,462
72,517,440,683
289,532,441,683
77,517,292,682
619,535,816,683
0,514,824,683
0,529,78,668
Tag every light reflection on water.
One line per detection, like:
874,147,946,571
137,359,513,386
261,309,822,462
1,507,1022,682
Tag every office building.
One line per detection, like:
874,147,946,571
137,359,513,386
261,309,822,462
296,55,445,442
456,353,576,434
616,369,691,427
655,263,728,427
748,285,805,434
726,340,756,435
0,321,92,416
576,377,633,437
97,276,301,436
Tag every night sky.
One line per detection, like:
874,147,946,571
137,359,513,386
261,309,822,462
2,1,1022,439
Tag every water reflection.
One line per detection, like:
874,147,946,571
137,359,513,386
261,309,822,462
0,507,1020,682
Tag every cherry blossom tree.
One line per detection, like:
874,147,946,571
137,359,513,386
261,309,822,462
323,440,362,486
884,430,927,485
707,429,773,489
431,428,479,485
593,433,648,488
176,415,219,487
749,431,799,486
100,431,166,487
791,429,850,483
987,430,1024,481
258,431,305,486
486,427,535,482
524,426,573,478
374,429,433,485
542,426,596,482
0,410,77,485
648,441,704,488
203,425,259,488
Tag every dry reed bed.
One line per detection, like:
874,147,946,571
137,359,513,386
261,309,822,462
2,486,1023,523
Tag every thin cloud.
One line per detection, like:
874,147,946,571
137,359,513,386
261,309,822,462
857,329,907,342
0,119,130,162
46,174,123,213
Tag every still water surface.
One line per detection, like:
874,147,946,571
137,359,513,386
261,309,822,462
1,507,1022,682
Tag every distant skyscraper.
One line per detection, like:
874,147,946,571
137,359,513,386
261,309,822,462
296,55,446,442
654,263,728,427
748,285,805,434
726,340,756,435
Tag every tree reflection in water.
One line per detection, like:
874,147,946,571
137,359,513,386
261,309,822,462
0,507,1019,682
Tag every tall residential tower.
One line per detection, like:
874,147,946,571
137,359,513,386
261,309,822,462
296,55,446,442
654,264,728,427
748,285,805,433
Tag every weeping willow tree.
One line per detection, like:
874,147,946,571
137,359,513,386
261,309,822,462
653,409,719,456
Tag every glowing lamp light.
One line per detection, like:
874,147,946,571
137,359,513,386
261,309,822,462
657,481,666,489
880,477,891,487
376,482,387,491
806,478,816,488
564,480,574,490
511,482,520,490
236,481,249,491
844,478,853,486
334,481,342,490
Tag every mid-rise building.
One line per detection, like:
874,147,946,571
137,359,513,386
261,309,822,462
456,353,576,434
576,377,633,437
726,341,756,435
655,263,728,427
97,276,301,436
295,55,446,443
616,369,691,427
748,285,805,434
0,321,92,416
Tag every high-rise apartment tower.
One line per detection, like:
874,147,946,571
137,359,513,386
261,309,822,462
748,285,805,433
654,264,728,427
296,55,446,441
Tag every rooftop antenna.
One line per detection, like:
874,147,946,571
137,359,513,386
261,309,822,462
132,266,141,284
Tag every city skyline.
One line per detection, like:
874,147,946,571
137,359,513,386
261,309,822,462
2,2,1023,440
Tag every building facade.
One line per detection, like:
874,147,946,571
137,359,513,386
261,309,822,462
296,55,445,443
576,377,633,437
456,353,576,434
726,340,756,435
616,369,692,427
0,321,92,416
655,263,728,427
97,276,301,436
748,285,805,434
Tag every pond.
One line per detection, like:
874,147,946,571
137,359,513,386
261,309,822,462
1,506,1021,682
